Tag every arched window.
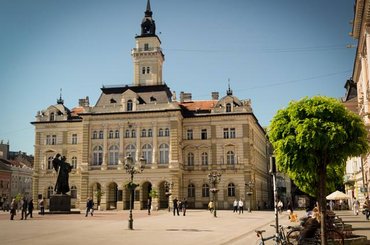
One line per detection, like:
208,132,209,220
109,145,119,165
201,152,208,165
158,128,164,137
131,129,136,138
125,129,130,138
126,144,136,162
71,186,77,198
142,144,152,164
47,156,53,170
227,151,235,165
202,184,210,197
99,131,104,139
47,186,54,198
93,145,103,165
92,131,97,139
71,156,77,169
228,183,236,197
226,103,232,112
127,100,133,111
159,144,169,164
115,130,120,138
187,152,194,166
148,129,153,137
188,184,195,198
109,130,114,139
164,128,170,136
141,129,147,137
50,112,55,121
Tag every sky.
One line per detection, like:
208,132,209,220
0,0,357,155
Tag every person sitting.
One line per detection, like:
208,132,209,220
299,207,320,243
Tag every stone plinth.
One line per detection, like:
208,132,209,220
50,194,71,212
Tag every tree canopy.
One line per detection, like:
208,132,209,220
268,96,368,244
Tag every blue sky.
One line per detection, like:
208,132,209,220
0,0,357,155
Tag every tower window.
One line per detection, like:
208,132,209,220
146,67,150,74
142,67,146,74
144,43,149,51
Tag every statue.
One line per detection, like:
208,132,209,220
53,154,73,195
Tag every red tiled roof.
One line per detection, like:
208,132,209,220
71,107,85,115
179,100,217,111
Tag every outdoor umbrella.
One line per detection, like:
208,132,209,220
326,190,350,200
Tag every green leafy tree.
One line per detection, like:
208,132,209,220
268,96,368,244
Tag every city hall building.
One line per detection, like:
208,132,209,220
31,1,270,211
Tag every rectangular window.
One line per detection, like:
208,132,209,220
223,128,229,139
51,135,57,145
223,128,236,139
46,135,51,145
201,129,207,140
142,67,146,74
230,128,236,138
144,43,149,51
72,134,77,144
187,129,193,140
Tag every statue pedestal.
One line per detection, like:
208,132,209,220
50,194,71,212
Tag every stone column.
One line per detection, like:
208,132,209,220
152,124,158,168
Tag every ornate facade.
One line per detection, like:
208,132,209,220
31,0,270,211
344,0,370,205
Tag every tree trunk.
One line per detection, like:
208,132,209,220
319,156,328,245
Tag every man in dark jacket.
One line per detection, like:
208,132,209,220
21,197,28,220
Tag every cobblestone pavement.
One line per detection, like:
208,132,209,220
0,209,368,245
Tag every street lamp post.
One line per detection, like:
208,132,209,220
124,155,145,230
164,181,173,212
246,181,255,212
208,171,221,218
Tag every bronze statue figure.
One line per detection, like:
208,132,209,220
53,154,73,195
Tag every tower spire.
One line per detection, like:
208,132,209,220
226,79,233,96
57,88,64,104
141,0,156,36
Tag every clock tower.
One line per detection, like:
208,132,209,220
132,0,164,86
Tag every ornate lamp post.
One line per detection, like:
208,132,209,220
208,171,221,217
246,181,255,213
164,181,173,212
124,155,145,230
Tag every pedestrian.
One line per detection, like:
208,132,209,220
208,201,214,213
277,200,283,214
10,198,16,220
147,198,151,215
364,196,370,220
353,197,360,215
27,199,34,218
21,197,28,220
238,199,244,214
233,199,238,213
85,197,94,217
39,198,45,215
287,201,293,219
173,197,179,216
182,198,187,216
329,200,334,211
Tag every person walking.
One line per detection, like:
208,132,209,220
182,198,187,216
277,200,283,214
364,196,370,220
85,197,94,217
147,198,151,215
208,201,214,213
233,199,238,213
39,198,45,215
353,197,360,215
10,198,16,220
238,199,244,214
27,199,34,218
21,197,28,220
173,197,179,216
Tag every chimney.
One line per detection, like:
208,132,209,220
211,92,219,100
79,96,90,107
180,92,192,103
